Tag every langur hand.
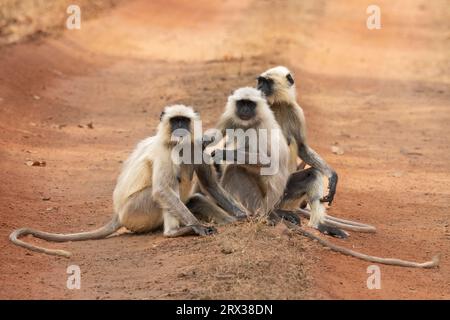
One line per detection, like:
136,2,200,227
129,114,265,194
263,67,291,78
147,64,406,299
210,149,227,164
233,204,250,221
321,171,338,205
201,134,216,150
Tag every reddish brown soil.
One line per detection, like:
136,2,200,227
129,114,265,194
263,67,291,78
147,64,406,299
0,0,449,299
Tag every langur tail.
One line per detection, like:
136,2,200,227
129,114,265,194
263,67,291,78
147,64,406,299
9,215,121,258
285,221,439,269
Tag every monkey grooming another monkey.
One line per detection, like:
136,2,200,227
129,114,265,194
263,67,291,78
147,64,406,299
257,66,375,236
10,105,248,257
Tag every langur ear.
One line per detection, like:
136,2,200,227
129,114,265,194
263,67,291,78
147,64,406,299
286,73,295,85
159,111,166,121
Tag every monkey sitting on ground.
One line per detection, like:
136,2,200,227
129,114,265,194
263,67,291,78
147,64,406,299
257,66,338,203
10,105,248,257
256,66,375,237
256,67,438,268
204,87,291,219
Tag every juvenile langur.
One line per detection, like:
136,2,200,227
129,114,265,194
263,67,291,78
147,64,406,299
256,68,438,268
209,87,290,217
10,105,247,257
257,66,367,237
258,66,337,202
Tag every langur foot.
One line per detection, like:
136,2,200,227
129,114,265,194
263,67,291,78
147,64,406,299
317,223,348,239
321,172,338,205
268,210,301,226
277,210,301,225
267,211,281,226
165,225,217,237
235,213,248,221
192,225,217,236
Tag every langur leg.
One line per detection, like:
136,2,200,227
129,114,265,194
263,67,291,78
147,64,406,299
186,193,237,225
162,211,193,237
194,163,248,219
298,144,338,205
214,162,223,180
221,165,264,215
119,187,163,233
162,210,216,237
122,187,216,236
280,168,347,238
296,162,308,209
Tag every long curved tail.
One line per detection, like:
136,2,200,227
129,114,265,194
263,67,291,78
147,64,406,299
9,215,121,258
284,221,439,268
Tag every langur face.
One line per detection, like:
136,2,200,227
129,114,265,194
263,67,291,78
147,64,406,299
257,72,295,97
257,76,274,97
169,116,191,138
235,99,257,121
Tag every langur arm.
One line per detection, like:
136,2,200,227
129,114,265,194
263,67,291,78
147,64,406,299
194,164,248,219
212,149,271,167
153,185,217,236
211,148,273,176
153,186,200,226
297,142,338,205
152,160,202,227
201,132,221,151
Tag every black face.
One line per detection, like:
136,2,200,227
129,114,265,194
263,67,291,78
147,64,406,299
257,76,274,96
169,116,191,137
236,99,257,121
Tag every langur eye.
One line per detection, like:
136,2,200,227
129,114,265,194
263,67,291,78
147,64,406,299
286,74,294,85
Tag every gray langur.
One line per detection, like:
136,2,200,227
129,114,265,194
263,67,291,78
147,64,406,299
257,66,363,237
258,67,439,268
207,87,291,218
10,105,248,257
257,66,338,203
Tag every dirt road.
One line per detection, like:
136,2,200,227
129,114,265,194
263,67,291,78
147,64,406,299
1,0,449,299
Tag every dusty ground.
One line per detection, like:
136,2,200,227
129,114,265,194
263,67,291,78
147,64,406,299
0,0,123,45
0,0,449,299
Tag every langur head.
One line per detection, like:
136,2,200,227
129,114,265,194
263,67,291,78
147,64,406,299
158,104,199,145
224,87,272,127
257,66,296,104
